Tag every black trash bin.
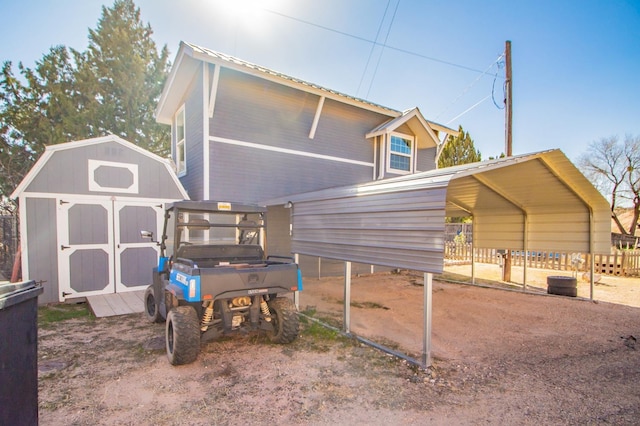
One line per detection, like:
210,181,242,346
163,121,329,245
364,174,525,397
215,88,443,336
0,280,43,426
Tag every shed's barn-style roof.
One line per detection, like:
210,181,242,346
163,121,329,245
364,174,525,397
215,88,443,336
266,149,610,274
11,135,188,200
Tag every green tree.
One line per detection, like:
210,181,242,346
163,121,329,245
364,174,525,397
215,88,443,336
578,135,640,235
437,125,481,168
81,0,170,155
0,0,170,200
0,46,88,198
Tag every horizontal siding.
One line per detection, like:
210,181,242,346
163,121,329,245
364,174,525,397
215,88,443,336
208,142,374,204
211,68,384,164
180,69,204,200
290,188,447,273
417,147,437,172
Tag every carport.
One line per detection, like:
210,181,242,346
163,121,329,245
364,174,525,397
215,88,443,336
265,149,611,367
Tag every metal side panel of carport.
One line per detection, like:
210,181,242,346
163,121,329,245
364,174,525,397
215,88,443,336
11,135,189,304
264,149,611,367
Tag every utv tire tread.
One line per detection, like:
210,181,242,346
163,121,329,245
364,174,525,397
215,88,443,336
144,286,164,323
267,297,299,344
166,306,200,365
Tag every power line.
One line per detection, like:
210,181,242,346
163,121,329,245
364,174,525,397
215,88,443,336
445,94,492,125
264,8,491,75
356,0,391,97
366,0,401,98
435,53,504,120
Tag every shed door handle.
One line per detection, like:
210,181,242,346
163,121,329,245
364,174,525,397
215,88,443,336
61,245,70,250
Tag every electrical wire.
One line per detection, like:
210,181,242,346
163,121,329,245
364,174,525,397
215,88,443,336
491,58,506,109
366,0,401,98
264,8,490,75
445,94,492,125
356,0,391,97
435,53,504,120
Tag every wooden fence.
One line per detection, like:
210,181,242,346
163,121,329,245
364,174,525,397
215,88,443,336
444,242,640,277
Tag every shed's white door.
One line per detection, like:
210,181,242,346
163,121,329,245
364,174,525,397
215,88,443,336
114,201,163,293
57,199,115,300
57,198,164,301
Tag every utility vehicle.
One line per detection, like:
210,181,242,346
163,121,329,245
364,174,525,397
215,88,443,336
142,201,301,365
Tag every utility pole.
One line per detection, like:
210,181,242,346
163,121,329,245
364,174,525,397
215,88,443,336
502,40,513,282
505,40,513,157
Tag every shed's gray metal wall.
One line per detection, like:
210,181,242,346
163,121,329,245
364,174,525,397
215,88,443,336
24,141,184,199
25,198,58,303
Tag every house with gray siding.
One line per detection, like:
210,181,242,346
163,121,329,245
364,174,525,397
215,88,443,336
155,41,457,274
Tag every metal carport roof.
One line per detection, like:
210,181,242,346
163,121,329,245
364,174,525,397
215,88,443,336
264,149,611,367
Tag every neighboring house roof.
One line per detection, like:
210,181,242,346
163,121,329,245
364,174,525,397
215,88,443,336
155,41,457,143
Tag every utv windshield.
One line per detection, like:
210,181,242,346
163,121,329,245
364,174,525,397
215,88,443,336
174,210,264,248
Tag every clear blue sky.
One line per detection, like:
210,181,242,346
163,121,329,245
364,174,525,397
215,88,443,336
1,0,639,162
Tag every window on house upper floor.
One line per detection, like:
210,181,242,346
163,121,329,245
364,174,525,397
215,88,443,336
174,105,186,176
387,133,414,174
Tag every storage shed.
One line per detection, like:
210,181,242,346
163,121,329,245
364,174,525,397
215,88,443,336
266,149,611,366
11,135,188,304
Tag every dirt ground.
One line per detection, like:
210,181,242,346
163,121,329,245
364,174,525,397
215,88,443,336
38,266,640,425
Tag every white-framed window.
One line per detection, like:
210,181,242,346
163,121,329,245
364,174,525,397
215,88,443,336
387,133,414,174
174,105,186,176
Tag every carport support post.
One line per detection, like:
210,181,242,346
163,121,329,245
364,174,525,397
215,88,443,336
344,261,352,334
422,273,433,368
294,253,300,310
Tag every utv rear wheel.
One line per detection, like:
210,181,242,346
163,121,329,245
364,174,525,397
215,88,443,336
166,306,200,365
144,286,163,323
267,297,299,344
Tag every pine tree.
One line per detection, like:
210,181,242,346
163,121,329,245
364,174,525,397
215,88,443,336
0,0,170,200
437,125,481,168
81,0,170,155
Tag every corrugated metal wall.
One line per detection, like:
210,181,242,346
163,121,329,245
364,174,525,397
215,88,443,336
290,186,448,273
274,150,612,275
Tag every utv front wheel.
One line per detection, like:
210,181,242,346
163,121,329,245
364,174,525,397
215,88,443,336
267,297,299,344
144,286,163,323
166,306,200,365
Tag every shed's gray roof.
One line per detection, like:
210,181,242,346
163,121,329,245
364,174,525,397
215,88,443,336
265,149,610,273
11,135,189,200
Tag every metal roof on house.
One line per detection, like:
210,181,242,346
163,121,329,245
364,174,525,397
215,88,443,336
265,149,610,273
156,42,401,124
156,41,457,142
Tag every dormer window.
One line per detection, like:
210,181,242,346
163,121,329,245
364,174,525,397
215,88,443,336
388,133,414,174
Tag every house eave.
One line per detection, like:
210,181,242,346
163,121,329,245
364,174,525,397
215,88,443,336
156,41,403,126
